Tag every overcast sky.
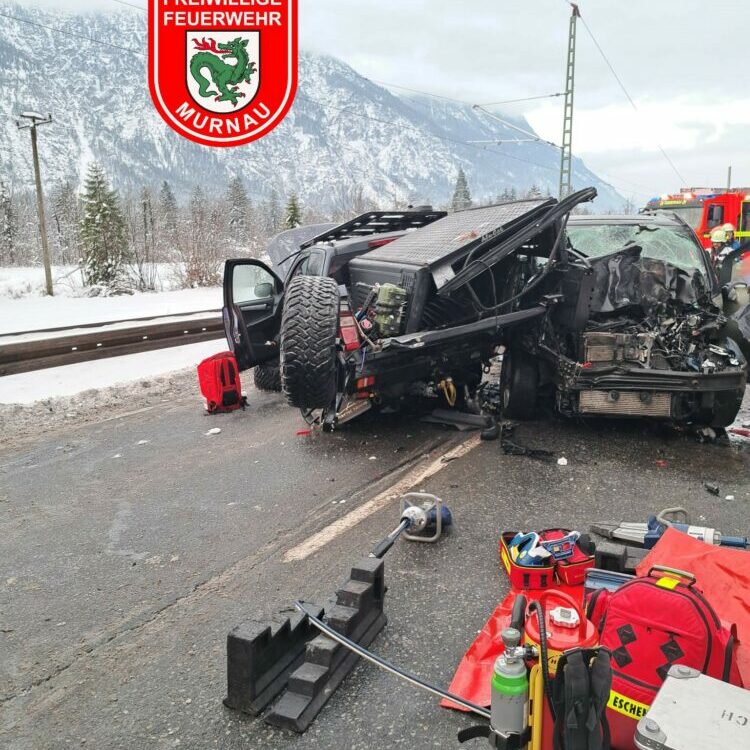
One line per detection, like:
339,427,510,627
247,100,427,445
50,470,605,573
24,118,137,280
21,0,750,203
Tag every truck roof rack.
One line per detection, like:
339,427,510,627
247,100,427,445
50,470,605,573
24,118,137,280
301,209,446,249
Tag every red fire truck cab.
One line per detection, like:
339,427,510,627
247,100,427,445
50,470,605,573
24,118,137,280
645,188,750,249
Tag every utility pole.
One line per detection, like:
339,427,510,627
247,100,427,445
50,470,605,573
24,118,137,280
16,112,54,296
559,4,580,199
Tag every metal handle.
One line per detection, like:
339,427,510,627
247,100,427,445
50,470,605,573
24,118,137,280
648,565,696,585
655,507,690,527
401,493,443,544
510,594,527,633
536,590,587,637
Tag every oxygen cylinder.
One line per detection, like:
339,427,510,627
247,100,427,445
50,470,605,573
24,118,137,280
490,628,529,745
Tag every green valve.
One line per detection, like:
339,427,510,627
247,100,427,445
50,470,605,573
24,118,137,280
374,283,407,338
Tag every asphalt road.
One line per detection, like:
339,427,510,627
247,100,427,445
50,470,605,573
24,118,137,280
1,386,749,749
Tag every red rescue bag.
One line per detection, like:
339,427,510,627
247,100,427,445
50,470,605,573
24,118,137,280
197,352,245,413
591,565,741,749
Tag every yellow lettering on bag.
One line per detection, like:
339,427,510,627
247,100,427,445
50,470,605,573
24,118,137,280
607,689,650,719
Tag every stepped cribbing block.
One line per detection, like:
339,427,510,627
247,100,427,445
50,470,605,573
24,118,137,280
224,605,324,716
265,557,387,733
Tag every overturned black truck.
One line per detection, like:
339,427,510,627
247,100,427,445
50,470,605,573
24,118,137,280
223,189,749,430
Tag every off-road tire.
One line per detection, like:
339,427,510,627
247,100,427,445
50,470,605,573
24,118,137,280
501,347,538,420
253,363,281,392
281,275,340,409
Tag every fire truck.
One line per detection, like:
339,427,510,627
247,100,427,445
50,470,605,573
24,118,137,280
645,188,750,249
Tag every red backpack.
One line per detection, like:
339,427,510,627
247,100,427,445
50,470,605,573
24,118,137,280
197,352,245,413
589,566,742,749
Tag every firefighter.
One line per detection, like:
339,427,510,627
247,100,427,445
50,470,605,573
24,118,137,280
722,223,741,251
709,228,729,266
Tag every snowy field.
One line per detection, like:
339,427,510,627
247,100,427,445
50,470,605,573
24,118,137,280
0,264,191,300
0,339,224,405
0,266,222,335
1,264,225,407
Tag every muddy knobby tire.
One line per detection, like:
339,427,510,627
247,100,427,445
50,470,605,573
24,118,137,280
253,363,282,392
280,275,340,409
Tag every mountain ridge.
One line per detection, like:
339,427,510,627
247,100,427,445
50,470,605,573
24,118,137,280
0,2,624,210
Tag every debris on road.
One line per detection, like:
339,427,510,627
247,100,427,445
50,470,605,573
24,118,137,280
704,481,720,496
205,427,222,436
557,457,568,466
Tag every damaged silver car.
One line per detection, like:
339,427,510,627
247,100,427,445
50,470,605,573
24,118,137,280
502,212,748,426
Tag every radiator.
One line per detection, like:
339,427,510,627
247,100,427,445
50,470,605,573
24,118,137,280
578,390,672,417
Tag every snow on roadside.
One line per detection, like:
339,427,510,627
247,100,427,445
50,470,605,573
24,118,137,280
0,286,222,335
0,339,224,405
0,264,187,300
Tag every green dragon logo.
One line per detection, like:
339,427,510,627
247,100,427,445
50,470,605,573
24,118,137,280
190,36,257,108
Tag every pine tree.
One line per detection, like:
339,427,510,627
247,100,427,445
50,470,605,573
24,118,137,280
526,184,542,198
227,175,249,233
158,181,177,233
266,188,282,235
226,175,250,252
50,181,80,266
451,167,472,211
0,180,17,265
284,192,301,229
79,163,128,289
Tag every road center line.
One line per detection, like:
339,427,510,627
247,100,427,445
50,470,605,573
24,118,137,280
283,435,481,562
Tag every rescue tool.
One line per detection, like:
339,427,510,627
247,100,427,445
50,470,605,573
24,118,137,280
369,493,452,558
591,507,748,550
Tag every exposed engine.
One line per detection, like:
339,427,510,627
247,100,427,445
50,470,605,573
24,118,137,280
578,245,742,374
554,245,747,421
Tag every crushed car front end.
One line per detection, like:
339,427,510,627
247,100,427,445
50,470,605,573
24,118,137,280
534,217,747,427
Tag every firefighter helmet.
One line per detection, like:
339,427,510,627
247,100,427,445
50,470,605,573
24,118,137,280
711,228,728,244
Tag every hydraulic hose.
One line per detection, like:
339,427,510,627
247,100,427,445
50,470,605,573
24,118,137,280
294,601,491,719
527,600,555,720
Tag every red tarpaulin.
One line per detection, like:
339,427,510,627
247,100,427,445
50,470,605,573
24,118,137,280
442,584,582,711
637,526,750,684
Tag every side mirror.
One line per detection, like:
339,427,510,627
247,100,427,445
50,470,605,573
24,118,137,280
254,282,274,299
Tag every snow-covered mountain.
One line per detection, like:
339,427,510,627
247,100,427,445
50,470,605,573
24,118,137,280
0,3,624,210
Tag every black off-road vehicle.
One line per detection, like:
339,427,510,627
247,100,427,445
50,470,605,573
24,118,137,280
223,190,749,430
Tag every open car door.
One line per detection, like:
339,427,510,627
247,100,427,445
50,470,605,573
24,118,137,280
223,259,284,371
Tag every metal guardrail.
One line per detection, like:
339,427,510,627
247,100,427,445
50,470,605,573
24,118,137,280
0,313,224,376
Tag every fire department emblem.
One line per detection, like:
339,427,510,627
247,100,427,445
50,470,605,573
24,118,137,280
148,1,298,148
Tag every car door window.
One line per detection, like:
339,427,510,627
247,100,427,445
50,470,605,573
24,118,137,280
232,265,277,305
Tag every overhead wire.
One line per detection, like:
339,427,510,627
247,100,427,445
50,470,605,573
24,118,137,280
112,0,146,11
110,0,146,9
563,2,686,184
0,9,142,55
298,95,559,174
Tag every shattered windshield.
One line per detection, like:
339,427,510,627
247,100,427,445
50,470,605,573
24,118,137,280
567,224,709,280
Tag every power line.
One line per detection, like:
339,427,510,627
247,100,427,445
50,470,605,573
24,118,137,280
298,94,559,174
368,79,564,111
0,10,143,55
571,6,686,184
110,0,146,9
366,79,470,105
479,92,565,107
